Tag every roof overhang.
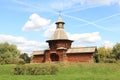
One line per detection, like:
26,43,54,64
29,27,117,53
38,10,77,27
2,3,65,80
46,39,73,43
66,46,97,54
31,50,44,56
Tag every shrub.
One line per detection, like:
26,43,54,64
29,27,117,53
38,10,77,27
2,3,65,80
50,65,59,75
14,65,25,75
13,64,59,75
104,58,116,63
16,59,25,65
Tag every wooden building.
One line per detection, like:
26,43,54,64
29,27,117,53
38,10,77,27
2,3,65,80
31,16,97,63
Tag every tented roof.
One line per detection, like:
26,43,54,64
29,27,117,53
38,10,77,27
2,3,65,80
51,28,68,40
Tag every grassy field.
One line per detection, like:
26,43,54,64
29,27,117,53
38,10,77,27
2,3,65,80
0,63,120,80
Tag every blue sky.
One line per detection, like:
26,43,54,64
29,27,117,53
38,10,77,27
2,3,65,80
0,0,120,55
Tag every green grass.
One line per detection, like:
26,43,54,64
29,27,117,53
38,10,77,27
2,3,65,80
0,63,120,80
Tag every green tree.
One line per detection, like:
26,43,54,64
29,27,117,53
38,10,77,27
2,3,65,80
0,42,20,64
19,53,30,63
112,43,120,60
94,46,112,63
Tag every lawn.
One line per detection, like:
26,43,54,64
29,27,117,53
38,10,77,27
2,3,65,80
0,63,120,80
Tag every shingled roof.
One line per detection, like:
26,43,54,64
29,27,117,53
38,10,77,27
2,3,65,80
66,46,97,54
31,46,97,56
31,50,44,56
51,28,68,40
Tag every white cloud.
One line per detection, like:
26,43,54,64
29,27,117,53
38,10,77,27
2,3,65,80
50,0,120,11
22,13,51,31
0,32,101,55
12,0,120,14
68,32,101,43
50,0,80,10
0,34,48,55
44,23,56,39
78,0,120,5
103,40,114,48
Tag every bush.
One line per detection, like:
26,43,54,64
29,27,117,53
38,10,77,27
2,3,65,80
50,65,59,75
16,59,25,65
13,64,59,75
14,65,25,75
104,58,116,63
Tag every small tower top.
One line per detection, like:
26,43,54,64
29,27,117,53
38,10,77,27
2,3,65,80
56,11,64,23
57,11,63,22
46,13,73,42
55,11,65,28
57,16,63,22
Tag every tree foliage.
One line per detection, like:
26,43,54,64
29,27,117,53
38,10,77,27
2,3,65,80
94,46,113,63
94,43,120,63
19,53,30,63
112,43,120,60
0,42,20,64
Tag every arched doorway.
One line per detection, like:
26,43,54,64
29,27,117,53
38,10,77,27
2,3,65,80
50,53,59,61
